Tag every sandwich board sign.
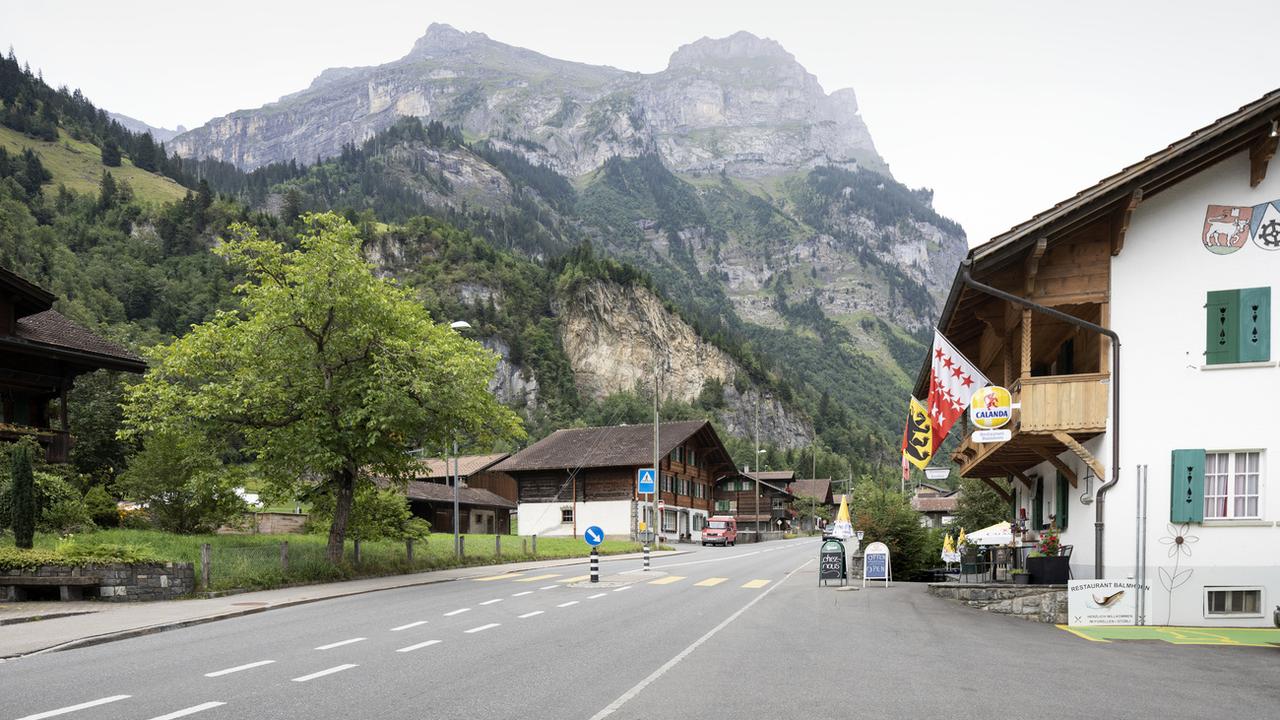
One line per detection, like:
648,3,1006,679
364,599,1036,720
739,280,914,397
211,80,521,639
819,539,847,587
863,541,892,587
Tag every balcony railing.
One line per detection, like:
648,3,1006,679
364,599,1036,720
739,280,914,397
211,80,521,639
0,423,72,463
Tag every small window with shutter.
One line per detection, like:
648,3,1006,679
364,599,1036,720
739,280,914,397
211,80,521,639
1205,287,1270,365
1170,449,1206,523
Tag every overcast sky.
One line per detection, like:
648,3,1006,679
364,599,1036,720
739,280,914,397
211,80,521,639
5,0,1277,245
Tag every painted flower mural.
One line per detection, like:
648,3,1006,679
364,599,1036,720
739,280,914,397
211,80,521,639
1157,523,1199,625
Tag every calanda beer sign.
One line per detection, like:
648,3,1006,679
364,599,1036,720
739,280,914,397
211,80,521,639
969,385,1013,429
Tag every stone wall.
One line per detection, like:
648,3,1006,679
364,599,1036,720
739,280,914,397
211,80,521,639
1,563,195,602
927,582,1067,624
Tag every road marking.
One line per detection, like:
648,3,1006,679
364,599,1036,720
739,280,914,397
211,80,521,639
557,601,580,608
588,592,607,599
613,586,633,593
538,585,559,590
204,660,275,677
695,577,727,587
314,637,365,650
742,579,771,589
514,573,561,582
396,640,442,653
518,611,544,618
292,664,358,682
474,572,524,581
512,591,534,597
464,623,501,634
480,598,503,605
15,696,131,720
144,702,226,720
390,621,428,632
588,558,811,720
444,608,471,616
626,550,762,571
648,575,686,585
559,575,591,583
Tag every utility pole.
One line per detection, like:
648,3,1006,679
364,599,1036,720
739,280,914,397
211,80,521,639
652,350,660,546
452,440,460,558
754,395,761,537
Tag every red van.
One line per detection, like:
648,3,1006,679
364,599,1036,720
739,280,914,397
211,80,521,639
702,516,737,546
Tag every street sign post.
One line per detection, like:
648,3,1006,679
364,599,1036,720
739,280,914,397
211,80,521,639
863,541,892,588
637,468,656,494
583,525,604,547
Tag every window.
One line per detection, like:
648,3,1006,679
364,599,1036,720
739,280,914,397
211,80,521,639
661,474,675,493
771,497,786,510
674,446,684,464
715,500,736,512
693,482,705,499
692,515,704,531
1205,287,1270,364
1205,588,1262,617
1204,451,1261,519
687,449,697,467
560,507,574,523
662,510,677,532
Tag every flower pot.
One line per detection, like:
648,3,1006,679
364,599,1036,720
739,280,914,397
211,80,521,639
1026,555,1069,584
1011,573,1030,585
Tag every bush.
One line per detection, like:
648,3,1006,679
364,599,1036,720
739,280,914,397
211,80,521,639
0,540,165,570
116,432,246,534
851,480,933,580
308,483,430,542
83,485,119,527
0,445,95,536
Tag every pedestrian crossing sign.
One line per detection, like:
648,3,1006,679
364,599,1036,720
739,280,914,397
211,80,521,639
637,468,656,494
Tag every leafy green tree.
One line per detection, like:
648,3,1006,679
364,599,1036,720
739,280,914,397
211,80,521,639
9,441,35,547
115,431,244,534
952,476,1010,534
121,213,523,562
309,484,430,542
851,480,932,579
67,370,131,485
83,484,119,527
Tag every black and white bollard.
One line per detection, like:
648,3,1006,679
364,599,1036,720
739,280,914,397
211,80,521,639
590,548,600,583
643,543,650,571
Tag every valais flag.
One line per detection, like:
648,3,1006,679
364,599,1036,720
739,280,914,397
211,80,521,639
927,330,989,451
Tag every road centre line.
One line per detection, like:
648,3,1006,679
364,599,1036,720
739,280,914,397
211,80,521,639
648,576,685,585
474,572,524,581
444,608,470,616
694,578,727,587
557,601,579,608
612,586,633,592
623,552,761,573
538,585,559,590
144,702,226,720
588,558,812,720
314,637,365,650
292,664,358,682
588,593,607,599
465,623,501,633
480,599,503,605
518,611,544,618
559,575,591,583
390,621,428,631
204,660,275,677
396,640,442,653
512,591,533,597
741,579,770,589
15,695,132,720
513,573,561,582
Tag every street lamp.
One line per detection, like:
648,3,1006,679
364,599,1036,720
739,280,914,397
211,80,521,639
449,320,472,558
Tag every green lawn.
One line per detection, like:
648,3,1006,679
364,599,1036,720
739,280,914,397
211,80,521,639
0,125,188,204
2,529,654,593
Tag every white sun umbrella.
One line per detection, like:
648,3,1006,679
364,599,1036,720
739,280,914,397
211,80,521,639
967,521,1013,546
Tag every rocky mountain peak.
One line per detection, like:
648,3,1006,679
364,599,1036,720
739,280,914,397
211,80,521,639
667,31,796,69
406,23,492,58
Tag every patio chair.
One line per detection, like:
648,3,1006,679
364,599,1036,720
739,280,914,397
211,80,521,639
1059,545,1073,579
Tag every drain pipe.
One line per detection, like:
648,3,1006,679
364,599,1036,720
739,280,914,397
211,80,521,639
957,259,1120,578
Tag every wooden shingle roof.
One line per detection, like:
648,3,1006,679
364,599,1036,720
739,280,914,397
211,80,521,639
493,420,731,473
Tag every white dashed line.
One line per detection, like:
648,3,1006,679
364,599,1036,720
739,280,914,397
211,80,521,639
204,660,275,677
480,599,503,606
15,696,132,720
292,664,358,682
588,593,607,599
512,591,533,597
557,601,579,608
464,623,501,634
396,640,442,653
144,702,226,720
518,611,544,619
390,621,428,632
314,637,365,650
538,585,558,590
444,608,471,617
613,586,633,593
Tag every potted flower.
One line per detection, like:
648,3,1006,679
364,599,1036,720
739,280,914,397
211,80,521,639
1026,528,1069,584
1009,568,1030,585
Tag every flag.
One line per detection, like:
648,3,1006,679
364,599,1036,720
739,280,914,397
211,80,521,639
901,396,932,471
927,329,990,450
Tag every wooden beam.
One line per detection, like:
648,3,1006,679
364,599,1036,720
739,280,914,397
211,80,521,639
1034,449,1078,488
1024,237,1047,294
1250,122,1279,188
1052,431,1105,481
1111,187,1143,256
1012,470,1035,488
980,477,1012,503
1020,308,1033,380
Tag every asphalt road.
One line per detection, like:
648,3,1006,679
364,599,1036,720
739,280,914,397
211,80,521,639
3,539,1277,720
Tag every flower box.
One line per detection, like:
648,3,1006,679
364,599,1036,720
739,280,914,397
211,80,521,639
1026,555,1069,585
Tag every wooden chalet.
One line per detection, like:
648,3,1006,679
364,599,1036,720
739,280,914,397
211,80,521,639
492,420,738,540
789,477,834,531
413,453,516,503
403,481,515,535
0,267,144,462
713,469,795,534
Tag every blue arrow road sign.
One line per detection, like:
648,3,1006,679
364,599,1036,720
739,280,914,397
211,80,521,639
584,526,604,546
637,468,656,494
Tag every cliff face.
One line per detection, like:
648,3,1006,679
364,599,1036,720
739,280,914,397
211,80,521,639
172,25,885,179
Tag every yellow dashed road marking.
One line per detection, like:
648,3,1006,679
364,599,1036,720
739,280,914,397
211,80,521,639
648,576,686,585
559,575,591,583
741,579,770,589
695,577,728,587
513,574,562,583
473,573,524,582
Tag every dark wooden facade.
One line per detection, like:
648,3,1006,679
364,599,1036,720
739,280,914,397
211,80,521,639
713,473,793,531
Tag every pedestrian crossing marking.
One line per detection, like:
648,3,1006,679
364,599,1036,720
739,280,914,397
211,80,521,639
648,575,686,585
512,574,561,582
559,575,591,583
474,573,524,582
741,579,770,589
695,577,728,587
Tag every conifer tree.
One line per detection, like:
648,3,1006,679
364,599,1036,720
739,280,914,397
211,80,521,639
10,442,35,549
101,138,121,166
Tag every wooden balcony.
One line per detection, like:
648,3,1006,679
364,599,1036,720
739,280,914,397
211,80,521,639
0,423,72,463
953,373,1109,479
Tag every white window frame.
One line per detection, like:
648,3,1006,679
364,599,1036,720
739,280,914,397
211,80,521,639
560,507,574,524
662,509,677,533
1203,586,1264,618
1204,450,1263,520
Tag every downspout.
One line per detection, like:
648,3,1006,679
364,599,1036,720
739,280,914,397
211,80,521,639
957,259,1120,578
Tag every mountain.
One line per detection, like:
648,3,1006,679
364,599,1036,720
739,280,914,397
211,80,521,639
108,112,185,143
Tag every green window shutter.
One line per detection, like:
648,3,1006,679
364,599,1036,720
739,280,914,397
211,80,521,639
1170,449,1206,523
1055,472,1069,531
1236,287,1271,362
1032,477,1043,529
1205,290,1239,364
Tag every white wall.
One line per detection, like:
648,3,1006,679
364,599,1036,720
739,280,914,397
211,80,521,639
517,500,633,538
1033,150,1280,626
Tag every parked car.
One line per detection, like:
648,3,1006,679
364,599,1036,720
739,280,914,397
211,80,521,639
702,516,737,546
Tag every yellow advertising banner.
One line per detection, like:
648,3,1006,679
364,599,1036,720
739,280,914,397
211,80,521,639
901,396,933,471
